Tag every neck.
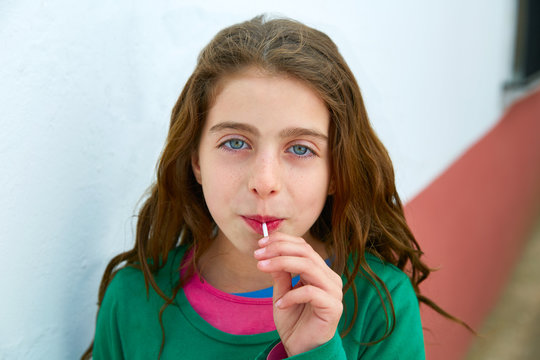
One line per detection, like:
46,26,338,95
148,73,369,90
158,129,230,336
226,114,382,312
197,231,328,294
198,237,274,294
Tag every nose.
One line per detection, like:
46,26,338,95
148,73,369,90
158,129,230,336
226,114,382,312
248,153,282,198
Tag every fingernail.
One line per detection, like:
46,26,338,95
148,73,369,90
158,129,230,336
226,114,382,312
275,299,282,308
258,260,270,267
254,248,265,256
258,237,269,246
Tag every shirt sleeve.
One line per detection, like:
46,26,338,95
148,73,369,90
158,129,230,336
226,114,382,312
258,269,424,360
260,332,347,360
357,273,426,359
93,276,125,360
286,333,347,360
266,341,288,360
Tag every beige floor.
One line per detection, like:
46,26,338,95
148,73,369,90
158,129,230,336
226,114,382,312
465,215,540,360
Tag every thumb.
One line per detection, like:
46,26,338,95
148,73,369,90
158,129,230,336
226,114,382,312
271,271,292,304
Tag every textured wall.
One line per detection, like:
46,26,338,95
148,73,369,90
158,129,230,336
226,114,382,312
0,1,514,358
406,88,540,359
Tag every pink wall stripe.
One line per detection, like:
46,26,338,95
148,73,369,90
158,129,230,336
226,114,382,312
404,88,540,360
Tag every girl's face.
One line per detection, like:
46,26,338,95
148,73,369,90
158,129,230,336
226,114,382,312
192,68,332,255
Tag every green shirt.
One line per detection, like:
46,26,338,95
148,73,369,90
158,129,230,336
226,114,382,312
94,245,425,359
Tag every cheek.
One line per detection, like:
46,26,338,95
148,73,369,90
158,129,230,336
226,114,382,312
301,185,329,212
290,166,330,209
201,163,244,206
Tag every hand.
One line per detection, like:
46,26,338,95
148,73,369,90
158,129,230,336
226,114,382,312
254,232,343,356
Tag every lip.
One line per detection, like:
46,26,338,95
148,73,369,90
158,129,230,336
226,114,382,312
242,215,283,235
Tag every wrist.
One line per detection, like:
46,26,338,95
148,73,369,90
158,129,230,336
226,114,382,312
283,332,334,357
284,332,344,359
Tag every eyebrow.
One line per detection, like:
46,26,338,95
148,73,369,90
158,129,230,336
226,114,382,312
279,127,328,141
209,121,328,141
209,122,259,136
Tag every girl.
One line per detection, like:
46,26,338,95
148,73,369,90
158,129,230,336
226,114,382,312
83,15,465,359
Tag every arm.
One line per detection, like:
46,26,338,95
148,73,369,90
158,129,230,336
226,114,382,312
265,332,346,360
92,277,125,360
254,232,344,358
256,251,425,360
357,270,425,359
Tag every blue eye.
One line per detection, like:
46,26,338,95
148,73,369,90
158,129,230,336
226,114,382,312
288,144,314,157
222,139,248,150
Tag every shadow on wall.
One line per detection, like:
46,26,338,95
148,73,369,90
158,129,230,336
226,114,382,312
404,87,540,360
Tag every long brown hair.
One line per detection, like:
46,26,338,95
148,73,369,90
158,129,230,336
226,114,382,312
83,14,471,359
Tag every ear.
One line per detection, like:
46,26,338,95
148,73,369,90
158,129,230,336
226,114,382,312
328,178,336,195
191,151,202,184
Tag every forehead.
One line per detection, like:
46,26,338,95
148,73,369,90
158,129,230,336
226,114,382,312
205,67,329,134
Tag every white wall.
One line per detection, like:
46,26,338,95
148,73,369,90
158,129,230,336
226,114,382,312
0,1,515,358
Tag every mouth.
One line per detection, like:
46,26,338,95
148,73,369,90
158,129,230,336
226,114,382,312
242,215,284,235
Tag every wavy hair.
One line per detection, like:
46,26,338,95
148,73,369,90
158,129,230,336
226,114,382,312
83,14,471,359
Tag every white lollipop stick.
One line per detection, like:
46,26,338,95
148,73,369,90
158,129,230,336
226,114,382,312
262,222,268,237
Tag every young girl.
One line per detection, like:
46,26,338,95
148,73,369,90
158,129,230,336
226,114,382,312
83,15,463,359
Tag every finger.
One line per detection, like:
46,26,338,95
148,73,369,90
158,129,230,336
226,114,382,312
276,284,343,317
258,256,342,296
256,234,332,273
254,240,328,269
270,270,292,302
258,231,307,247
